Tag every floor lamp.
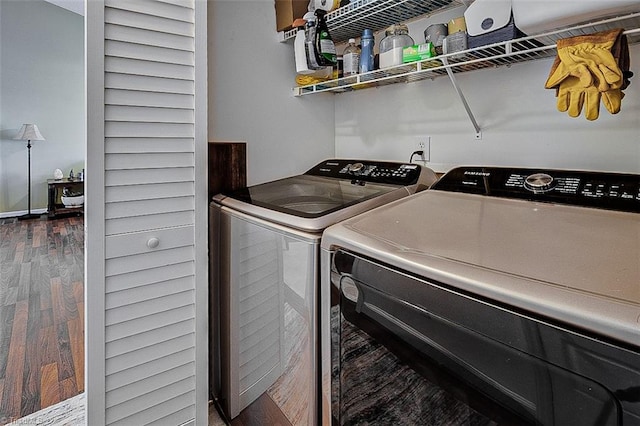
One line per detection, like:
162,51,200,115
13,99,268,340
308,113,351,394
14,124,45,220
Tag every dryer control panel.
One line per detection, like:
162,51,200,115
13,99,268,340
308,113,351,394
432,167,640,213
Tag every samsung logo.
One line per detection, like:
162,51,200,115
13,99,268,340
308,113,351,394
464,171,490,177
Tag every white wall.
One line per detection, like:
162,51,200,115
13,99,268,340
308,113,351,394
209,2,639,181
0,0,84,215
335,7,640,173
208,0,335,186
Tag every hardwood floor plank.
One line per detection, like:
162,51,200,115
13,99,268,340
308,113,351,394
40,309,53,329
0,379,4,421
50,277,65,326
0,337,9,382
20,295,41,417
0,290,17,310
16,263,32,302
0,266,19,303
40,363,60,409
72,282,83,306
61,281,79,322
231,393,294,426
39,327,57,367
1,300,28,419
39,276,52,312
67,317,84,394
12,253,23,266
59,377,77,402
0,304,15,378
55,323,75,382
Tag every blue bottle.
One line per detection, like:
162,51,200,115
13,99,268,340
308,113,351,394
359,29,375,74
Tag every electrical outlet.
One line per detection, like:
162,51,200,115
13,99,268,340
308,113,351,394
414,136,430,161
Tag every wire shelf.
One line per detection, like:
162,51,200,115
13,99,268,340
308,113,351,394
294,11,640,97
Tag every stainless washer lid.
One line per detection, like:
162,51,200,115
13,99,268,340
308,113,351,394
321,190,640,347
214,181,413,233
213,159,438,233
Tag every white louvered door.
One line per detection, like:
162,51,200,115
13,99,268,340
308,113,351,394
86,0,208,425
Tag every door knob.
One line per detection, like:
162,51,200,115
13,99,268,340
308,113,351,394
147,237,160,249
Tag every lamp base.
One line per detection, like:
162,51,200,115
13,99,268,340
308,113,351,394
17,213,42,221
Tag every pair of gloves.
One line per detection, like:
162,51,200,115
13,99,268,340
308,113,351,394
545,28,632,121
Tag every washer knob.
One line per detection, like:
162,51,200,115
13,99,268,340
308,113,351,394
524,173,555,193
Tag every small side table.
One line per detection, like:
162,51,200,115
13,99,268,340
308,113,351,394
47,178,84,219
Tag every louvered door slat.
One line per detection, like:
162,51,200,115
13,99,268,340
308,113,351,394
105,105,194,123
106,263,194,293
105,226,194,258
106,275,193,308
106,40,194,66
106,57,193,80
106,329,193,366
106,90,194,109
147,406,196,426
106,248,194,276
107,0,193,22
105,8,193,37
105,152,194,169
105,24,194,51
106,305,195,342
157,0,193,8
107,211,194,235
106,363,195,407
106,290,193,326
105,167,193,186
106,331,195,370
106,137,194,153
106,348,195,391
105,121,193,138
105,181,193,202
110,393,195,426
106,196,194,218
106,381,195,423
105,73,194,94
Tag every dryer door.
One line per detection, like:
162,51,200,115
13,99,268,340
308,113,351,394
328,250,630,425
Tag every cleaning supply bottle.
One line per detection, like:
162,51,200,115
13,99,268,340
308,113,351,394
314,10,337,67
359,28,375,74
304,13,322,70
343,38,360,76
294,18,311,74
295,12,332,86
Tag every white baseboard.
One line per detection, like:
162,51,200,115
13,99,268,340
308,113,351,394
0,208,47,219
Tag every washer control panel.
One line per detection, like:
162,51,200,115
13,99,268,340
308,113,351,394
306,159,422,186
432,167,640,213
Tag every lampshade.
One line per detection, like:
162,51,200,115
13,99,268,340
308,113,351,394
14,124,45,141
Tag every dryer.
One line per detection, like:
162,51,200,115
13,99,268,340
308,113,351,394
321,166,640,425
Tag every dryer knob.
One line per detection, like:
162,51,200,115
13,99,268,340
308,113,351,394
348,162,365,174
524,173,555,193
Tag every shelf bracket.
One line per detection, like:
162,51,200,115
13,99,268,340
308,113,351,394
441,57,482,139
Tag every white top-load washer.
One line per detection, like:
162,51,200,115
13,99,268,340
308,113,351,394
209,159,437,424
321,166,640,425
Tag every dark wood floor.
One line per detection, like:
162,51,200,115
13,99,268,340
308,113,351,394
0,215,84,425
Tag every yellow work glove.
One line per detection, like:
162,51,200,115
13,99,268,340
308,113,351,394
545,29,624,93
555,75,601,121
601,88,624,115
